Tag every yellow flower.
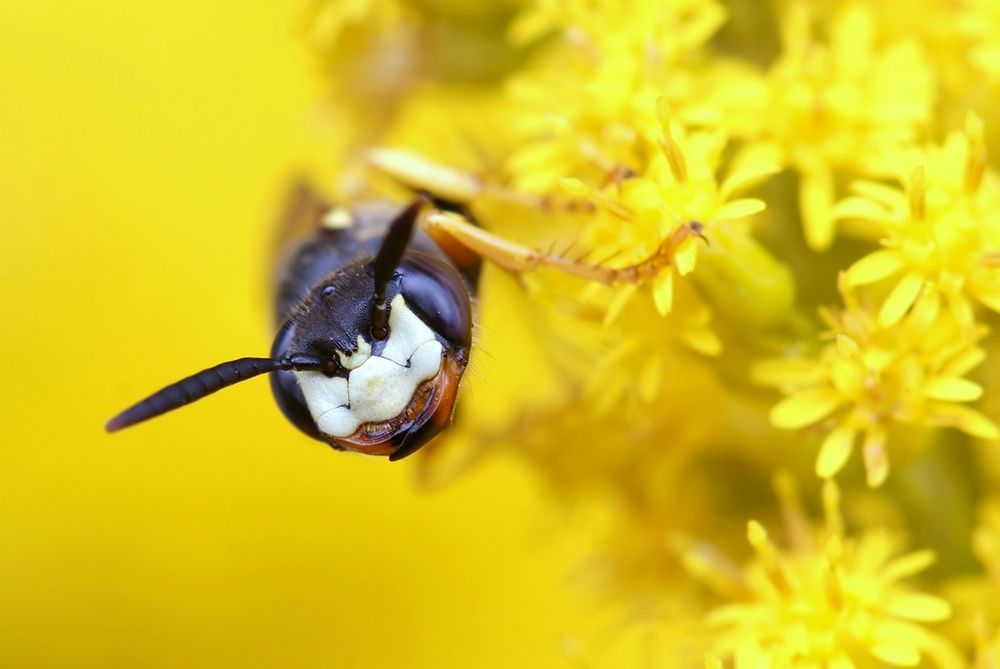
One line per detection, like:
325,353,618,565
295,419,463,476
762,2,934,250
504,0,739,192
756,283,997,487
562,111,777,322
837,115,1000,332
849,0,1000,93
699,479,962,669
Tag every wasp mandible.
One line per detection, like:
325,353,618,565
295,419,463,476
106,151,702,460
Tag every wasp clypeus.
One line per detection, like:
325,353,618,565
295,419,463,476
106,151,703,460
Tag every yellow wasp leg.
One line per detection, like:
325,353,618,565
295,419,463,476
368,148,594,212
422,210,704,285
368,148,485,203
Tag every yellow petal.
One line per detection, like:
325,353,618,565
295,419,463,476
971,283,1000,313
828,654,857,669
800,167,835,251
639,355,661,403
747,519,769,551
845,249,905,286
851,179,906,209
930,404,1000,440
816,426,856,478
836,334,860,358
603,284,637,327
829,357,865,397
720,152,781,198
771,389,842,429
903,291,940,335
882,550,936,581
863,429,889,487
923,376,983,402
831,195,887,222
653,271,674,316
941,346,985,377
949,293,975,333
861,346,895,372
869,640,920,667
682,326,722,357
675,239,698,276
882,592,952,621
879,272,924,327
715,198,766,221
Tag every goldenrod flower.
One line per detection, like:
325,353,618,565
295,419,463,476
837,115,1000,331
701,480,962,669
563,111,777,322
850,0,1000,94
756,283,997,486
761,2,934,250
295,0,1000,665
505,0,733,192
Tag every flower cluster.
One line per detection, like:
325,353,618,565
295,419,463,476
700,480,961,669
303,0,1000,665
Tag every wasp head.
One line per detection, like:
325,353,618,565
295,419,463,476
269,201,473,460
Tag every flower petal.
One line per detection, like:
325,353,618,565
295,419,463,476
653,271,674,316
863,429,889,487
850,179,906,208
675,240,698,276
771,389,842,429
869,640,920,667
923,376,983,402
800,167,835,251
831,195,888,222
879,272,924,327
682,326,722,357
971,283,1000,313
882,592,951,622
929,404,1000,440
816,426,856,478
715,198,766,221
882,550,936,581
720,151,781,198
845,249,905,286
603,284,637,327
941,346,985,377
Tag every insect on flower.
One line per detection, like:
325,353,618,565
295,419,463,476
106,151,703,459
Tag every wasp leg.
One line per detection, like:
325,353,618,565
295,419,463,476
368,148,486,204
368,148,596,213
421,210,705,286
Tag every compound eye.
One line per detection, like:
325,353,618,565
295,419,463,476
398,253,473,348
269,319,323,440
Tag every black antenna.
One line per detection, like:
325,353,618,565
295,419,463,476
106,354,323,433
370,198,426,339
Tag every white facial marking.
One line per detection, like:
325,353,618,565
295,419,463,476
294,296,444,439
381,294,436,366
317,406,359,438
337,335,372,370
293,373,349,418
346,339,442,424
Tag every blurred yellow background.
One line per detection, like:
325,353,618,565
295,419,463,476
0,3,594,667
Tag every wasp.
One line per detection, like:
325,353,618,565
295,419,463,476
106,151,701,460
